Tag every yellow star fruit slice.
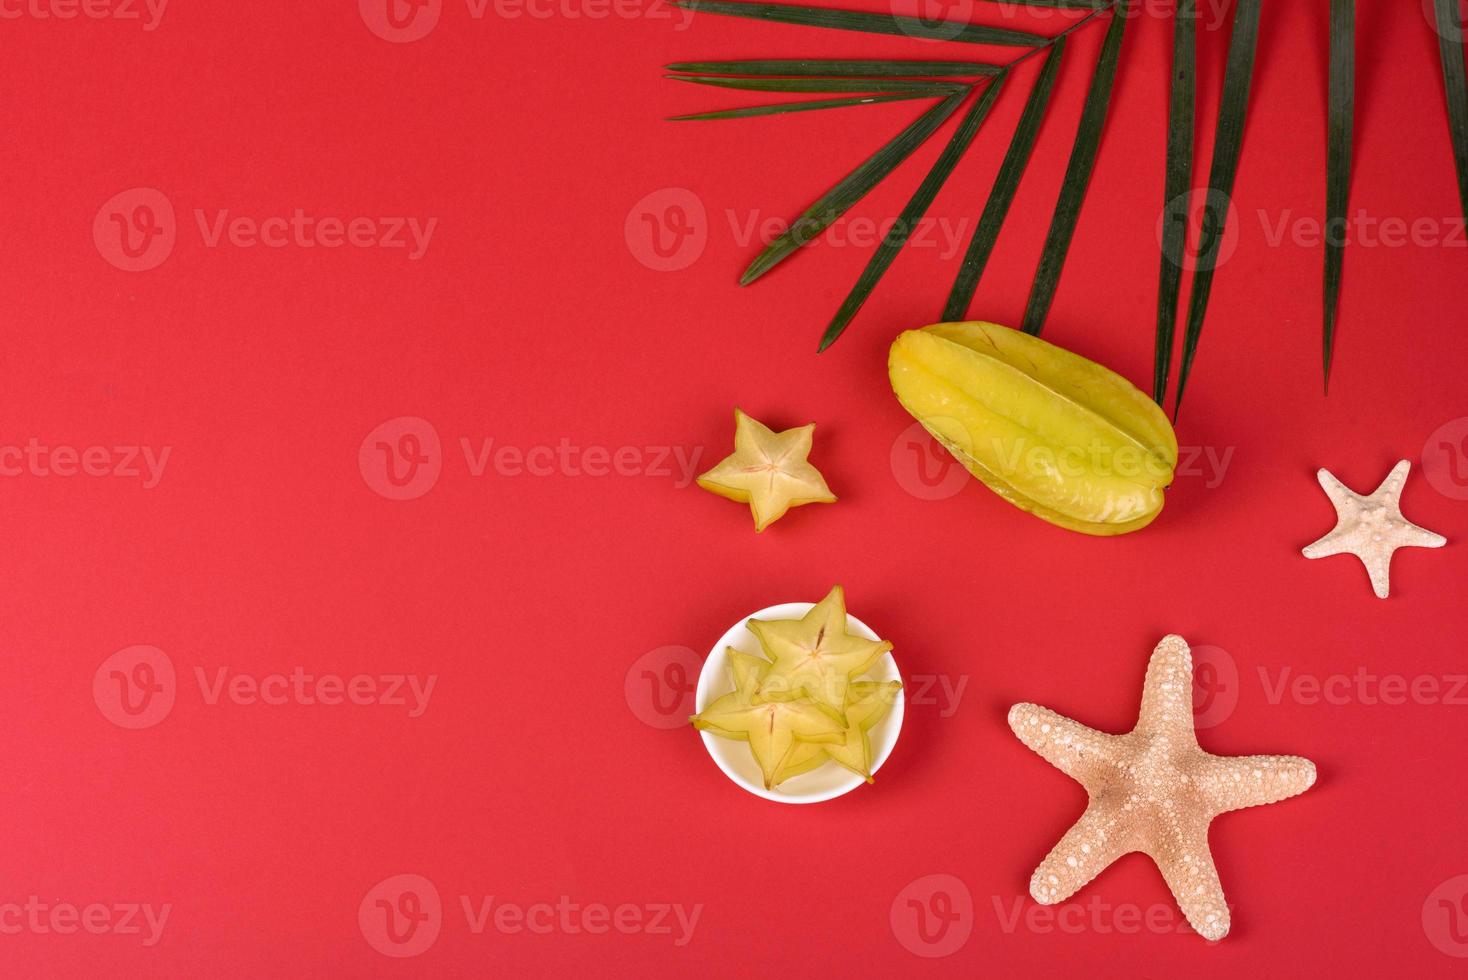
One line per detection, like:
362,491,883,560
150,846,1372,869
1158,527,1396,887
690,648,846,789
773,680,903,787
696,408,836,532
889,321,1178,535
747,585,892,724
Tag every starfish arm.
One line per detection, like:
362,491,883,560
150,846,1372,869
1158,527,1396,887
1028,802,1137,906
1315,466,1358,505
1195,754,1317,812
1399,521,1448,549
1149,821,1231,941
1359,547,1394,599
1301,527,1351,559
1007,704,1124,781
1135,634,1201,740
1371,458,1412,499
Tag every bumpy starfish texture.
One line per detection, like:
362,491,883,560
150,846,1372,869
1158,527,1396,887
747,585,892,723
691,649,845,790
1008,635,1316,942
696,408,836,532
1302,459,1446,598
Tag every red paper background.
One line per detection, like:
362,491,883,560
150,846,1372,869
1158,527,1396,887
4,0,1468,975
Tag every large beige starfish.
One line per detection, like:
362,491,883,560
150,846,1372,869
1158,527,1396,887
1302,459,1446,599
1008,635,1316,942
696,408,836,531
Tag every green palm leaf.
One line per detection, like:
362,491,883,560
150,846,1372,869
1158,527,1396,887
670,92,950,121
740,90,969,286
667,75,967,94
1172,0,1262,418
820,79,1007,350
1154,0,1195,403
666,59,1002,77
670,0,1045,46
942,39,1067,320
1020,7,1128,335
1324,0,1355,391
1433,0,1468,220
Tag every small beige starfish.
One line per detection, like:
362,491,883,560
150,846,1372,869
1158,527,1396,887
1009,635,1316,942
697,408,836,531
1302,459,1446,599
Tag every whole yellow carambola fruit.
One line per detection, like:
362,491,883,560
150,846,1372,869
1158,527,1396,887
889,322,1178,536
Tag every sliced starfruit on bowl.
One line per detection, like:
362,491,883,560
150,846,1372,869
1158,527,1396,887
773,680,903,787
888,321,1179,536
692,586,900,793
690,647,846,790
747,585,891,724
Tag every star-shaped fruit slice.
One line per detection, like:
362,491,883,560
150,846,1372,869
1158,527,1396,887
748,585,892,723
696,408,836,532
774,680,903,786
690,649,846,790
1008,635,1316,942
1302,459,1446,598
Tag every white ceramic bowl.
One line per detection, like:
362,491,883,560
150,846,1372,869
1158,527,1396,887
695,602,904,804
